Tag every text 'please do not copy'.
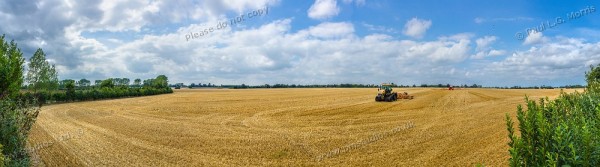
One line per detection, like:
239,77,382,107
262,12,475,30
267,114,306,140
185,6,270,41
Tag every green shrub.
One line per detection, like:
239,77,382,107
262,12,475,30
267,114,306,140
0,98,40,166
0,144,5,167
506,66,600,166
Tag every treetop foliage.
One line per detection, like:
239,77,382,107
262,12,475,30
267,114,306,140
25,48,58,92
77,79,91,87
0,34,25,99
586,64,600,83
100,78,115,88
155,75,168,89
586,64,600,92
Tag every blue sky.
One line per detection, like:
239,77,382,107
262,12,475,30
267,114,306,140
1,0,599,86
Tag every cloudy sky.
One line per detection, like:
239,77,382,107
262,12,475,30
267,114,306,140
1,0,599,86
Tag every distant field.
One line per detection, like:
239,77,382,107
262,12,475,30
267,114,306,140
27,88,581,166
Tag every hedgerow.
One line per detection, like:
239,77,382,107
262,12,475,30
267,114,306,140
19,87,173,104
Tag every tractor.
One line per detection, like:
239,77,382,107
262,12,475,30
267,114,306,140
375,84,398,102
375,84,414,102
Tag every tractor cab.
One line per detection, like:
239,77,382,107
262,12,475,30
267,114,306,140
378,85,393,94
375,84,397,102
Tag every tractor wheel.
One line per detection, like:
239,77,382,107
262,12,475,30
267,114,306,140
376,95,384,101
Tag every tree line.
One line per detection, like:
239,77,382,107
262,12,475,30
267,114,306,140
20,75,173,104
179,82,585,89
182,83,461,89
18,49,173,104
15,48,172,104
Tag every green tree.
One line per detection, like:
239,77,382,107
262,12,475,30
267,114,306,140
133,78,141,87
65,80,75,100
25,48,58,93
112,78,122,86
0,35,25,99
100,78,114,88
121,78,130,86
59,79,75,89
154,75,168,89
586,64,600,83
143,79,154,88
94,80,102,86
77,78,91,87
585,64,600,92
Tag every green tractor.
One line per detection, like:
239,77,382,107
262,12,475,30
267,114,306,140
375,84,398,102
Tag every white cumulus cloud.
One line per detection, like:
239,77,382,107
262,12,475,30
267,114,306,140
403,18,432,39
307,0,340,20
471,36,505,59
523,30,548,45
475,36,497,51
305,22,355,38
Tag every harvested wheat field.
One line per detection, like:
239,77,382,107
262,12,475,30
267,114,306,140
27,88,580,166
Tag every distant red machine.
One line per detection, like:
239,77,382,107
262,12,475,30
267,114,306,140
448,86,454,90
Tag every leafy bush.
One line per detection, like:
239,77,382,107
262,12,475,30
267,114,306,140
0,144,5,166
506,66,600,166
0,98,40,166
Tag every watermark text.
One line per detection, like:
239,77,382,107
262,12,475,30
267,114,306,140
185,6,269,41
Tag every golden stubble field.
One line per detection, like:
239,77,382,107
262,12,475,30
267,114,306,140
26,88,579,166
